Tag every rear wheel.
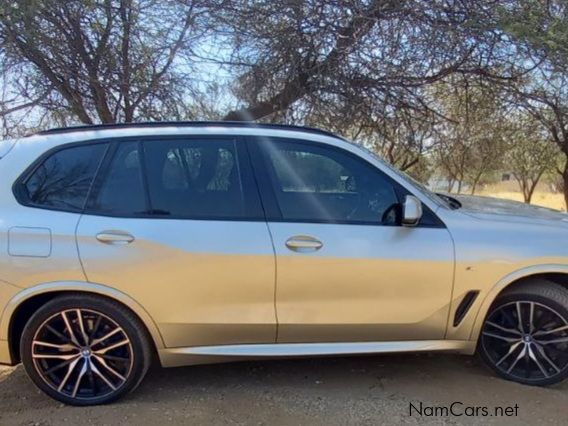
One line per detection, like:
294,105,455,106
479,280,568,386
20,294,152,405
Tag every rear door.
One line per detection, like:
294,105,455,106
76,136,276,348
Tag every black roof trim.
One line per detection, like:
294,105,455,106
35,121,339,139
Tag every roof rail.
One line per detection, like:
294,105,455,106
35,121,339,139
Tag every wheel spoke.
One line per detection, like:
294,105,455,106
507,345,526,373
516,302,524,334
527,344,549,378
495,341,522,366
33,353,80,360
71,359,88,398
76,309,90,346
87,360,97,396
57,357,81,391
89,359,117,391
33,341,77,352
61,311,80,346
90,327,122,348
101,354,130,363
93,355,126,381
93,339,129,355
482,331,521,343
535,337,568,345
485,321,522,336
529,302,535,334
533,325,568,337
44,358,77,375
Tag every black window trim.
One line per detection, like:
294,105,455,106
82,135,266,221
12,140,111,214
247,136,446,228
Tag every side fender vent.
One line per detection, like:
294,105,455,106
453,290,480,327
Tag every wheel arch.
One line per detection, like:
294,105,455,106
1,281,165,364
469,264,568,342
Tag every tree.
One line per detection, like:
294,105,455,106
218,0,523,122
303,102,437,174
498,0,568,208
432,79,508,194
506,113,560,203
0,0,219,124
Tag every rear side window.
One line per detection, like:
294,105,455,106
19,144,107,211
84,137,262,220
143,139,247,218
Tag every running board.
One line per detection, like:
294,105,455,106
159,340,475,367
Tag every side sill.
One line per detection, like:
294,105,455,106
158,340,477,368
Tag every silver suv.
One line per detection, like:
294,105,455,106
1,122,568,405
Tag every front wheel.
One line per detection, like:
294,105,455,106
20,294,152,405
479,280,568,386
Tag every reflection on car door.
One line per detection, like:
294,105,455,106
250,137,455,343
76,137,277,348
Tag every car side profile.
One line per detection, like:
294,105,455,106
1,122,568,406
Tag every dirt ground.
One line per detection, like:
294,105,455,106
1,353,567,425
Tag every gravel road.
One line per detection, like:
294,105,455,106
1,353,567,425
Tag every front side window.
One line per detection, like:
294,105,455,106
261,140,400,224
21,143,108,211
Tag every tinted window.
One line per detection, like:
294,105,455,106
90,142,146,215
262,140,399,224
23,144,107,211
143,139,247,218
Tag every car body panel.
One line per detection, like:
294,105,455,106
76,216,277,348
436,203,568,342
267,222,455,342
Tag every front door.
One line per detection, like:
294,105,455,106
250,137,455,343
76,136,276,348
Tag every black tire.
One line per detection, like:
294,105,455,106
479,279,568,386
20,293,152,406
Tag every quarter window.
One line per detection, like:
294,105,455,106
261,140,400,224
22,144,107,211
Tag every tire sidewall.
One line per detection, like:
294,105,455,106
20,295,148,406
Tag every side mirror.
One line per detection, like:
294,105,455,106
402,195,423,227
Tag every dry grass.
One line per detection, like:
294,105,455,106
475,181,567,212
477,190,566,211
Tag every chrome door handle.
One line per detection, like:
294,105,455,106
96,231,135,245
285,235,323,252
